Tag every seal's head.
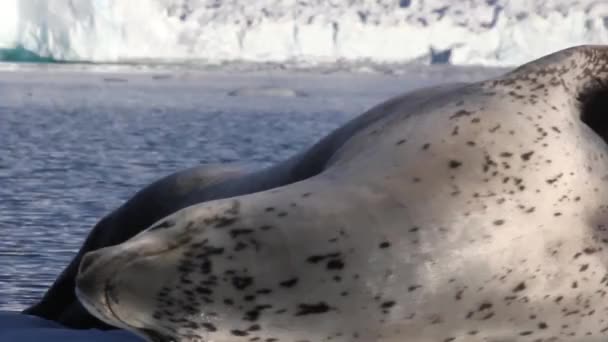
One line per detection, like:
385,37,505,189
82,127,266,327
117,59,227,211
76,199,247,341
76,193,369,342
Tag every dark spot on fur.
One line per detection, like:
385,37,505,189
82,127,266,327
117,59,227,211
546,173,563,185
231,329,249,336
513,282,526,292
481,312,495,320
244,305,272,321
232,276,254,290
295,302,332,316
450,109,473,119
326,259,345,270
521,151,534,161
478,302,492,311
448,160,462,169
279,278,298,288
583,247,597,254
380,301,395,309
307,253,341,264
230,229,254,238
213,217,238,228
379,241,391,249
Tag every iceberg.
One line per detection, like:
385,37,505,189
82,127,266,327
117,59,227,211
0,0,606,66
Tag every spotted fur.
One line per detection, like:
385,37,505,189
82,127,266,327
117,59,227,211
76,45,608,342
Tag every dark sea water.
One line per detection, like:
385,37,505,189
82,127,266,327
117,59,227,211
0,63,502,311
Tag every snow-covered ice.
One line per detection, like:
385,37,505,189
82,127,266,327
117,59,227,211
0,311,140,341
0,0,607,66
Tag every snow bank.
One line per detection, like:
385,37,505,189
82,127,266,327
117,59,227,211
0,0,607,67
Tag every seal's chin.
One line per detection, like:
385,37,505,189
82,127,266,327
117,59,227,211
77,286,172,342
75,273,128,328
75,286,117,328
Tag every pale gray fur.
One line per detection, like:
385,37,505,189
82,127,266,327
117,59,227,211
76,45,608,342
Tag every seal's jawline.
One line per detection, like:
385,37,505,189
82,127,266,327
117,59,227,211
76,287,116,328
104,284,124,326
103,285,166,341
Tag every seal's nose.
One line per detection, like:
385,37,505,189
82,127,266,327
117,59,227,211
74,248,123,328
79,251,98,275
76,251,104,296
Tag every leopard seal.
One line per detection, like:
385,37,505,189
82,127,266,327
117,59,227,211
56,45,608,341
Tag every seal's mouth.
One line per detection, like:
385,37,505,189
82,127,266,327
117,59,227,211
100,251,183,342
102,284,173,342
75,286,119,329
103,282,126,326
77,267,158,339
76,227,196,341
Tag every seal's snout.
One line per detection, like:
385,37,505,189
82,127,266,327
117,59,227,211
78,250,98,275
75,247,131,329
75,250,106,304
73,239,183,333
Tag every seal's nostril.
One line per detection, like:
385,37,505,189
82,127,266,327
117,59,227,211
79,252,97,275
